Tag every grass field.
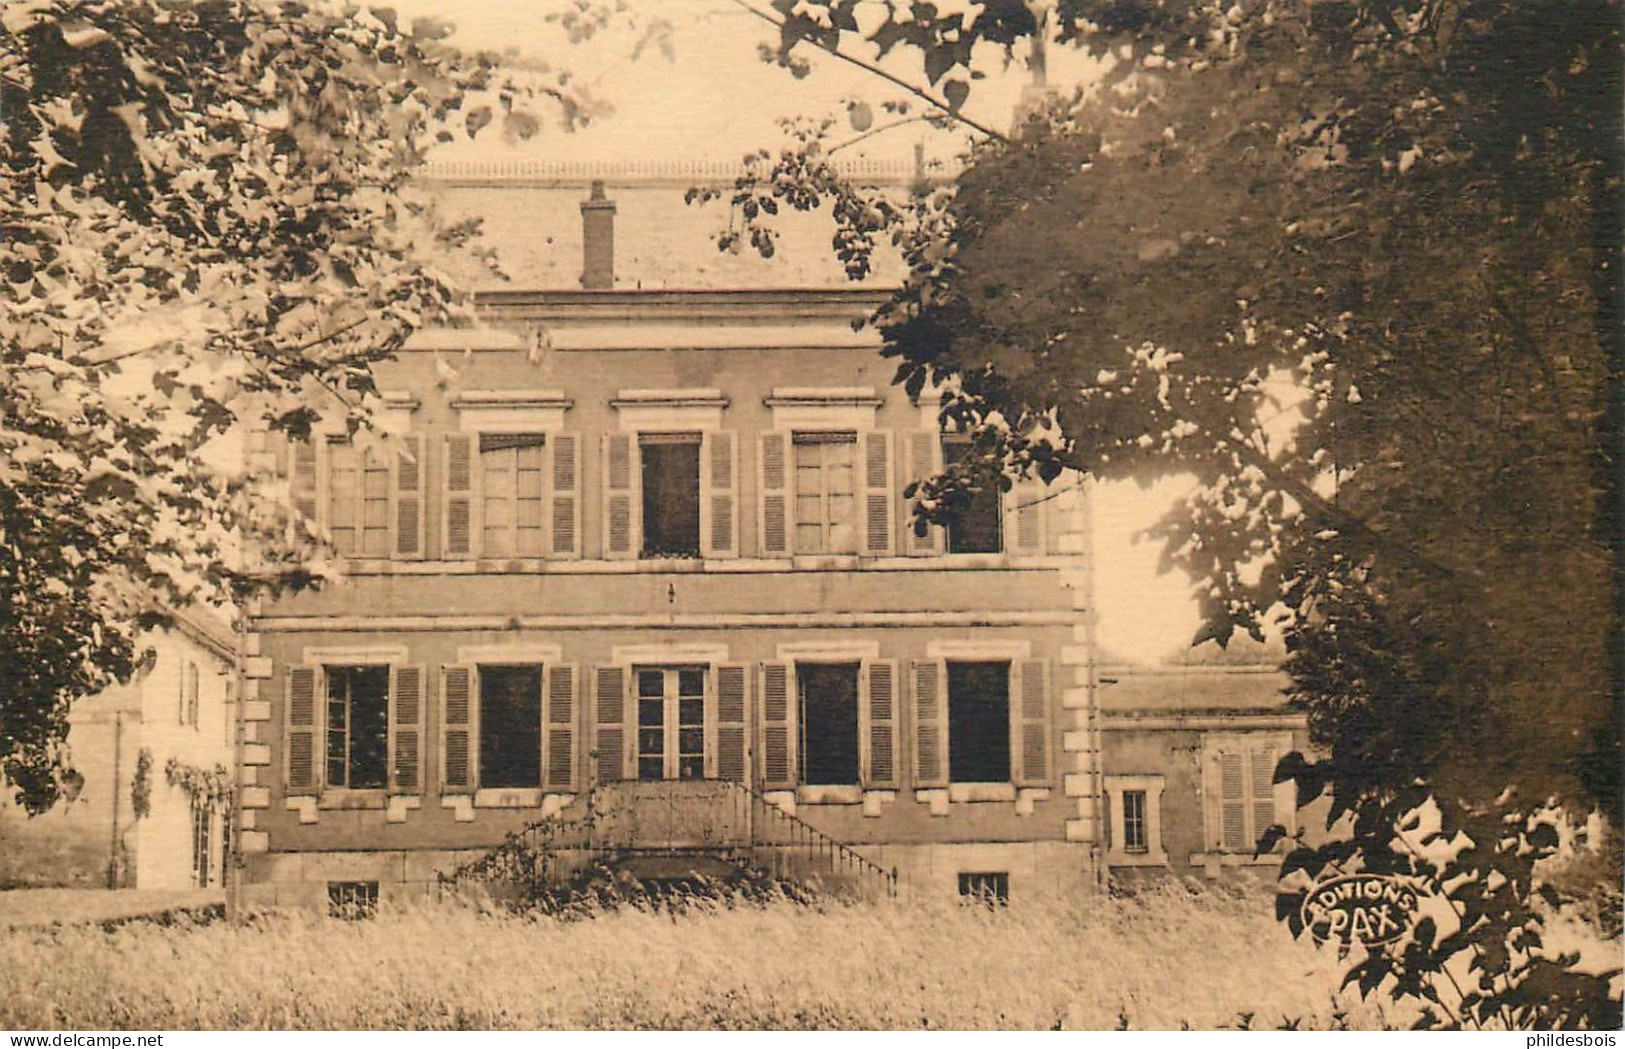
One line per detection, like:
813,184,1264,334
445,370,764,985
0,882,1427,1031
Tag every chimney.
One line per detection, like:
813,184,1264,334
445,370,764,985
579,180,616,290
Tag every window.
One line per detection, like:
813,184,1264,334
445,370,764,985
636,667,706,781
1104,775,1167,865
190,804,212,888
479,665,542,789
325,665,389,790
1203,734,1292,855
478,434,546,557
1121,790,1148,853
328,880,378,919
326,439,390,557
793,432,858,554
640,434,701,556
942,438,1002,553
184,661,200,730
947,661,1011,783
958,871,1009,905
797,663,859,786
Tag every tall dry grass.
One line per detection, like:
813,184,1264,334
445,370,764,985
0,882,1420,1030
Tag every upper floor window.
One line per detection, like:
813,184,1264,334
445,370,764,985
640,433,702,558
942,438,1003,554
793,432,858,555
479,434,547,558
327,439,391,558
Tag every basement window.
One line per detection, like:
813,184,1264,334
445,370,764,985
958,871,1009,905
328,881,378,920
640,433,701,557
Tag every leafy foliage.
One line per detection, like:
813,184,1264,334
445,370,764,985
733,0,1621,1028
0,1,575,812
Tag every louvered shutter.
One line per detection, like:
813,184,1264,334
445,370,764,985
759,661,794,789
289,438,319,527
1012,659,1051,787
544,664,578,790
713,664,749,783
701,430,738,558
442,434,475,560
1217,750,1247,851
390,665,424,794
858,430,894,556
441,665,474,793
1250,747,1278,851
758,431,789,556
904,431,943,556
912,659,948,788
391,437,426,559
859,659,899,789
592,665,629,782
602,433,636,559
285,666,318,792
1007,478,1045,555
548,434,581,559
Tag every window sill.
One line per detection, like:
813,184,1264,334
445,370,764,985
797,785,863,805
635,556,707,572
1189,851,1285,869
947,783,1018,803
317,790,387,810
1106,850,1169,868
474,788,543,808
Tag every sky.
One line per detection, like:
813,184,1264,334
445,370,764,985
389,0,1206,662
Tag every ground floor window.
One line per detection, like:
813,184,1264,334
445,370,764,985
947,661,1011,783
797,662,859,785
479,665,543,789
1104,774,1167,866
190,804,212,888
325,665,389,790
1202,734,1293,855
636,666,706,780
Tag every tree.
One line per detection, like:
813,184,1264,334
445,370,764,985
717,0,1620,1027
0,1,580,813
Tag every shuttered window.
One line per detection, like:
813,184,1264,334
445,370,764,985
793,432,857,554
479,434,547,558
859,659,899,789
1203,735,1291,854
389,665,424,794
326,440,390,558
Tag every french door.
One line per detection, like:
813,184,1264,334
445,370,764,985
635,666,706,780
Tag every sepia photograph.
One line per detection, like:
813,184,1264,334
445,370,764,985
0,0,1619,1034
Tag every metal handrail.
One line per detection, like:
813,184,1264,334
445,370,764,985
723,778,898,897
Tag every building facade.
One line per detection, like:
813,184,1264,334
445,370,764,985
232,174,1305,913
1,615,237,891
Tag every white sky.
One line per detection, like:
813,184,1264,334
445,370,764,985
389,0,1204,662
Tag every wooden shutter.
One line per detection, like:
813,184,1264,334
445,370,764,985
442,434,475,560
390,664,424,794
544,664,578,791
602,433,636,559
441,665,474,793
1217,750,1247,851
592,665,629,782
285,666,318,793
1250,747,1279,849
391,436,426,559
858,430,894,556
758,431,789,556
713,663,749,783
912,659,948,788
1007,478,1045,555
859,659,899,789
289,437,319,527
759,661,794,789
904,431,943,556
701,430,739,558
1011,659,1051,787
548,433,581,559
